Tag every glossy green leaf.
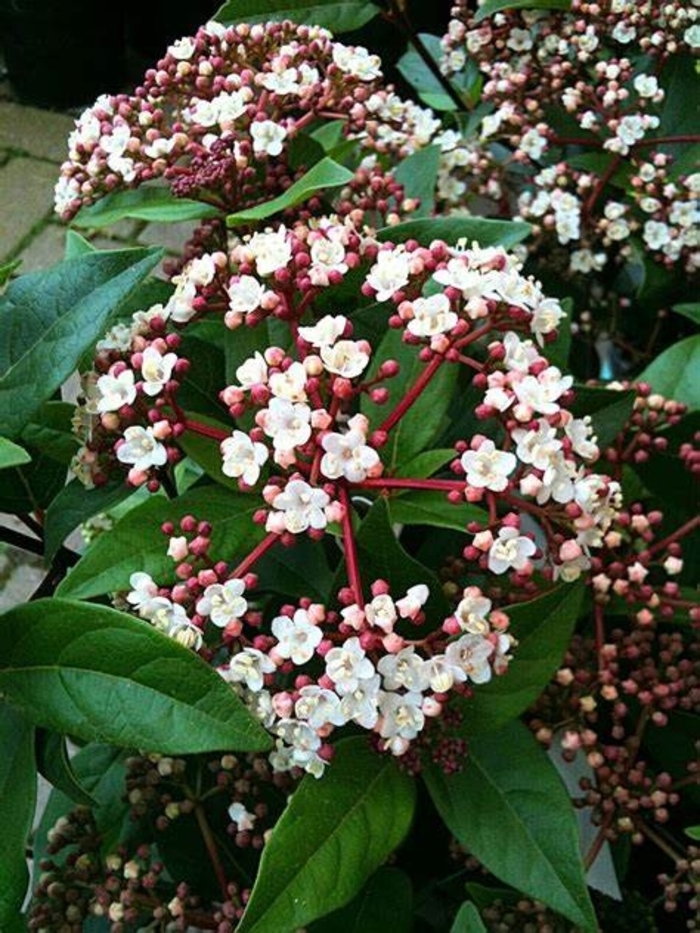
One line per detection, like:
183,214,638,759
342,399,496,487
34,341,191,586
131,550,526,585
571,385,636,449
0,437,30,470
638,335,700,410
44,479,134,563
0,599,271,754
227,158,354,226
397,34,459,111
464,583,585,734
256,536,334,602
214,0,381,31
349,497,450,619
64,229,96,258
393,448,455,478
73,187,220,228
0,702,36,928
424,719,597,931
0,258,21,287
309,867,413,932
35,729,96,807
376,217,532,250
394,145,440,218
451,901,488,933
361,328,459,469
672,303,700,325
388,491,485,533
237,737,416,933
0,248,162,438
57,485,264,600
685,826,700,841
475,0,572,22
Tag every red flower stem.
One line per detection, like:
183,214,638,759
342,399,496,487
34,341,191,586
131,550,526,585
645,515,700,559
378,353,446,435
355,477,465,492
229,531,279,579
183,419,230,442
339,486,363,606
585,154,622,217
194,802,228,902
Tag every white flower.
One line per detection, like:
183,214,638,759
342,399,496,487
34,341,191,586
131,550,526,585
530,298,565,343
378,691,425,741
564,417,598,460
445,633,494,684
228,802,256,832
116,426,167,471
377,647,426,691
140,346,178,397
643,221,671,251
511,419,561,469
221,431,269,486
266,479,330,534
519,128,547,161
95,369,136,413
513,367,573,416
168,36,196,60
454,587,492,634
126,572,159,615
228,275,266,315
236,352,268,388
271,609,323,665
421,653,466,693
634,74,659,98
227,647,276,692
215,89,250,125
340,673,381,728
196,579,247,627
295,686,347,729
298,314,347,348
461,439,517,492
320,339,370,378
247,228,292,277
251,120,288,157
261,66,302,95
325,636,375,694
269,362,308,401
487,527,537,574
320,423,380,483
332,43,382,80
366,249,411,301
309,236,348,284
258,397,312,451
507,27,533,52
274,719,323,770
406,293,458,337
502,332,541,372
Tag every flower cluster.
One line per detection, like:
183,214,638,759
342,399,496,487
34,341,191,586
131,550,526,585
53,18,435,239
438,0,699,278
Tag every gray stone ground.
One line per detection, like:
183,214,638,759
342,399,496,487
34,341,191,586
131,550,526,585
0,65,194,612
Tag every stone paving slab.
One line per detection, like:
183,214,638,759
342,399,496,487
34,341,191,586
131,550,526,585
16,222,68,273
0,101,74,163
0,156,58,260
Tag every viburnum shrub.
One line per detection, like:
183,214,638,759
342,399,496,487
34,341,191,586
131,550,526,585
0,3,698,933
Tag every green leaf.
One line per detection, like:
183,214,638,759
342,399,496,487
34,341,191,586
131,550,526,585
451,901,487,933
176,416,241,491
35,729,97,807
361,328,459,469
424,719,597,931
397,35,458,111
0,437,31,470
0,248,162,438
465,583,585,734
350,497,450,620
376,217,532,250
64,229,96,258
393,448,455,478
0,702,36,929
256,536,334,602
0,599,271,754
394,145,440,218
571,385,636,450
21,401,77,464
474,0,572,23
73,187,221,228
224,321,271,384
672,303,700,325
57,485,264,600
44,479,134,563
0,259,21,287
309,867,413,933
685,826,700,842
214,0,381,32
638,335,700,410
388,491,485,533
227,157,355,226
237,736,415,933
